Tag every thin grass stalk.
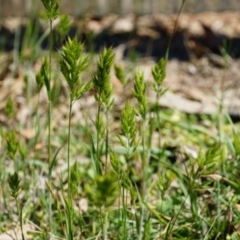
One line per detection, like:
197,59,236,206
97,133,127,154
48,101,52,176
66,202,74,240
96,104,101,174
153,0,185,152
122,181,127,238
48,18,53,172
139,119,147,239
16,198,25,240
34,93,41,133
155,91,162,148
105,110,109,173
47,17,53,235
216,179,221,234
165,0,186,60
141,119,147,197
67,99,73,197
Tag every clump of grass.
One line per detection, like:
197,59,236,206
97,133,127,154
4,0,240,239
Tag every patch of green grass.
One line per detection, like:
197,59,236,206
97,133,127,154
1,0,240,239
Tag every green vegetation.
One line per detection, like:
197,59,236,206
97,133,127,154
1,0,240,239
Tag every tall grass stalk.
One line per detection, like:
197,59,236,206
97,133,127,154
132,70,149,238
165,0,186,60
133,70,148,196
40,0,59,235
92,48,115,173
40,0,59,173
152,0,186,150
59,37,90,239
59,37,89,195
118,101,138,237
48,18,53,171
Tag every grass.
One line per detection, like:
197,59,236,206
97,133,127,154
1,0,240,239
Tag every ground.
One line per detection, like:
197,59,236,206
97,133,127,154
1,11,240,239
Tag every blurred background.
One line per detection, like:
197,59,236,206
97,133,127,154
0,0,240,17
0,0,240,122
